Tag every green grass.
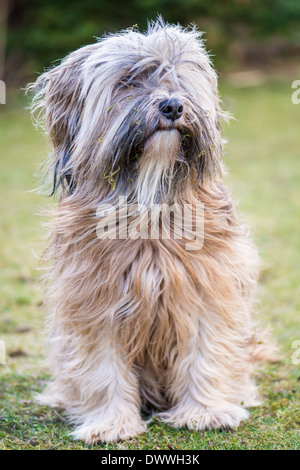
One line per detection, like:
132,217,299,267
0,80,299,450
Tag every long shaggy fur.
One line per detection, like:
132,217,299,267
28,18,274,443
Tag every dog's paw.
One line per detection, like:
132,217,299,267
72,415,147,444
158,402,249,431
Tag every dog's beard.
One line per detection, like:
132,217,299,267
135,129,183,205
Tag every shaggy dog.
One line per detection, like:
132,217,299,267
28,18,273,443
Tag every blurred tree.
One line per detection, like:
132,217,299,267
4,0,300,85
0,0,10,80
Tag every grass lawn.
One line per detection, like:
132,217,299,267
0,79,299,450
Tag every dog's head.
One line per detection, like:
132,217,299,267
29,18,228,204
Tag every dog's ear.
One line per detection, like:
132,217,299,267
28,47,92,196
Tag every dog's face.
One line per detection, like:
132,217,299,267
30,19,226,204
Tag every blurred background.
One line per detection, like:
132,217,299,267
0,0,299,450
1,0,300,84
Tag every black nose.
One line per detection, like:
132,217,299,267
159,99,183,121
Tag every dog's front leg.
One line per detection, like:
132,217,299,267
158,315,258,431
70,336,147,444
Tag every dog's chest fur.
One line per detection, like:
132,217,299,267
51,184,253,370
